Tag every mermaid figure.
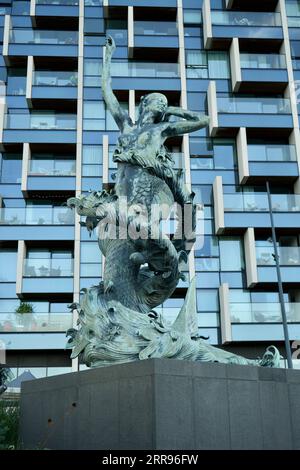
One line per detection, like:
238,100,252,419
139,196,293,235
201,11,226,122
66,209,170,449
66,37,280,368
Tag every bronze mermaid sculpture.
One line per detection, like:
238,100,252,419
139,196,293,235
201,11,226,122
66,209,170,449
66,37,280,368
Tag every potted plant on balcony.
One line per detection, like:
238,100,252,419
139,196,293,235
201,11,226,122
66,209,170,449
15,302,35,330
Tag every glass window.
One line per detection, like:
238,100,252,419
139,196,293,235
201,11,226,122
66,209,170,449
213,141,237,169
81,264,101,277
197,312,219,328
12,1,30,15
0,153,22,183
286,1,300,16
81,242,99,263
7,68,26,96
84,101,104,118
0,250,17,282
49,302,70,313
84,18,104,34
195,236,219,257
197,289,219,311
229,290,251,303
84,59,101,76
186,51,208,79
196,258,220,272
219,237,244,271
83,101,105,130
193,186,213,205
0,299,20,313
82,145,102,177
81,242,101,277
184,10,202,24
82,145,103,164
208,52,230,79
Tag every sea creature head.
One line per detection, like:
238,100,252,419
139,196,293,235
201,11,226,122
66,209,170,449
138,93,168,124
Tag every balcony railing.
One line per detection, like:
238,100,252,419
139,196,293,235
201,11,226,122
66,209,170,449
0,7,10,14
293,59,300,70
5,114,77,130
230,302,300,323
0,207,75,225
256,246,300,266
248,144,297,162
240,53,286,70
0,312,73,333
288,17,300,27
33,71,78,87
10,29,78,45
218,96,291,114
134,21,178,35
85,0,102,4
24,258,74,277
36,0,79,4
29,159,76,176
106,61,180,78
224,193,300,212
211,10,281,27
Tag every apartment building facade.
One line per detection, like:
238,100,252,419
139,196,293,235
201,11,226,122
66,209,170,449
0,0,300,381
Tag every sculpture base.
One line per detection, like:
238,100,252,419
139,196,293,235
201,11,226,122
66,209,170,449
20,359,300,450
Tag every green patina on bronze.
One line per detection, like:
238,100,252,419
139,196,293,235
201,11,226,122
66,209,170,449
66,37,280,368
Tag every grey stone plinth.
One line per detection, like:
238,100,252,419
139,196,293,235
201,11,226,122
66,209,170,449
19,359,300,450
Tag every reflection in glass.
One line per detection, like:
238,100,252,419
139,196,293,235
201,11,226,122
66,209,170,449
211,11,281,27
134,21,177,35
224,193,300,212
0,207,75,225
0,312,73,332
33,71,78,87
218,96,291,114
248,144,296,162
230,302,300,323
256,246,300,266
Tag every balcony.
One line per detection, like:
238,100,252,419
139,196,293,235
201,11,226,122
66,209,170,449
256,246,300,285
214,95,293,133
107,61,180,91
0,311,72,333
229,301,300,341
26,157,76,192
34,0,79,19
8,29,78,58
211,10,282,43
223,192,300,230
246,144,299,183
130,21,179,61
230,302,300,324
239,53,288,93
21,256,74,295
105,0,176,6
31,71,78,100
0,207,75,240
3,112,77,144
203,0,283,49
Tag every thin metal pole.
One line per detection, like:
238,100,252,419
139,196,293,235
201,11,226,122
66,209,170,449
266,181,293,369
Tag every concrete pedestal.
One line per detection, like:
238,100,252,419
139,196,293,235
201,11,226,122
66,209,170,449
20,359,300,450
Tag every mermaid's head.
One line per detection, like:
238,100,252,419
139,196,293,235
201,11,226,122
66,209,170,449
138,93,168,124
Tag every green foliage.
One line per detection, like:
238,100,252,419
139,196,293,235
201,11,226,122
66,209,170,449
15,302,35,314
0,400,20,449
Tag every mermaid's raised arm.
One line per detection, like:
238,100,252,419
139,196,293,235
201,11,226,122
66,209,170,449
102,36,133,132
162,106,209,137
